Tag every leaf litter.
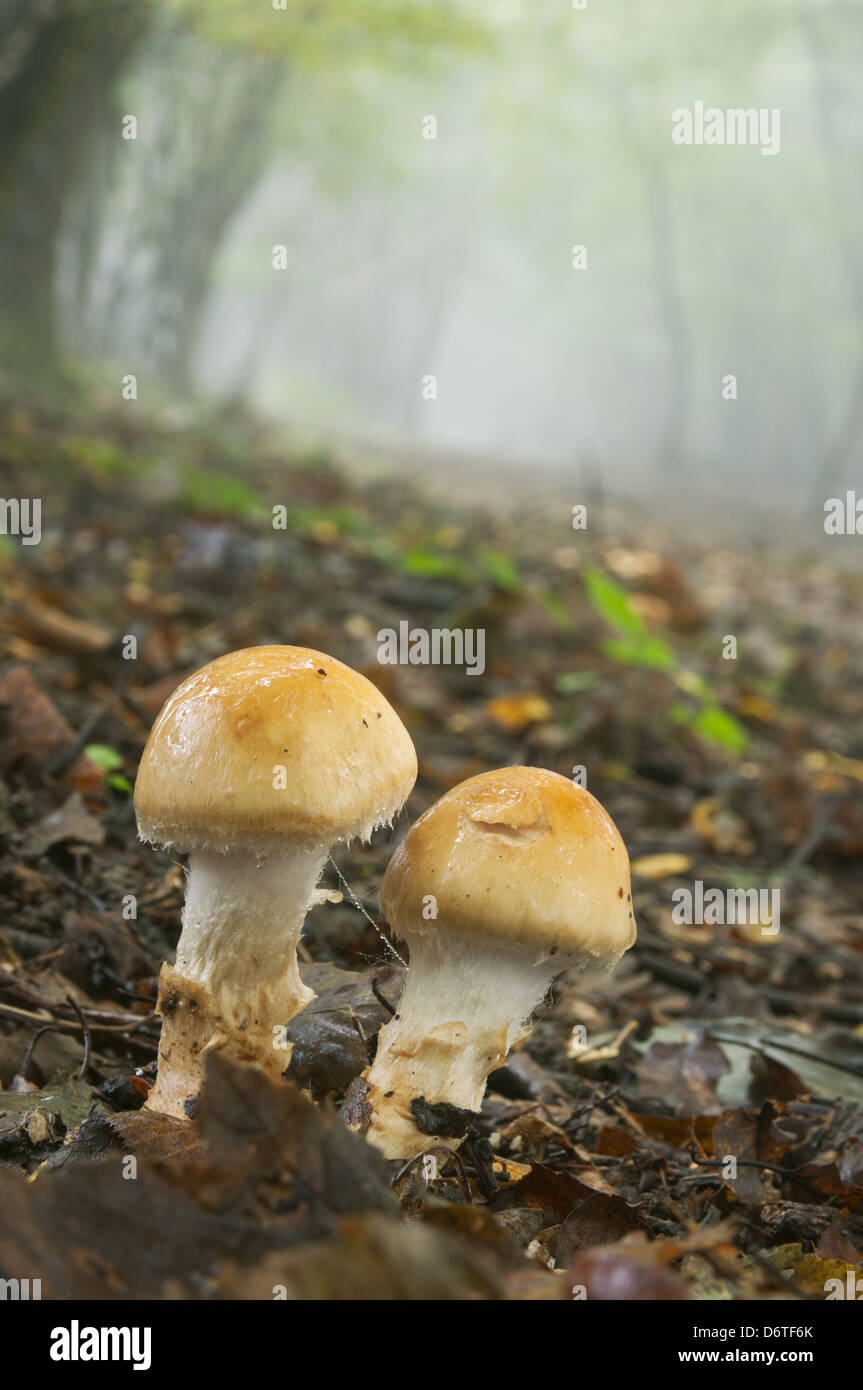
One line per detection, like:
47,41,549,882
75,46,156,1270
0,398,862,1299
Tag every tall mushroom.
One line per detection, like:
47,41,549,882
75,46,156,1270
134,645,417,1117
344,766,635,1159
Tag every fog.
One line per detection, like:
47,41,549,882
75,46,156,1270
10,1,863,539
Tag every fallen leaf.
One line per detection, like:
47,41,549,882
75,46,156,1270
7,599,113,656
216,1213,563,1301
557,1192,647,1262
690,796,754,854
488,1163,599,1224
631,1113,718,1151
814,1226,863,1264
762,1243,862,1299
0,667,100,784
0,1057,397,1298
631,852,693,880
786,1163,863,1212
484,693,553,731
568,1245,693,1300
737,693,778,725
19,792,105,857
499,1113,575,1161
594,1125,639,1158
637,1032,731,1114
285,962,401,1098
748,1051,808,1105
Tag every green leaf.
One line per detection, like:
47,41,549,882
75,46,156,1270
289,503,367,537
85,744,124,773
181,468,264,517
483,550,521,592
602,635,675,671
323,505,365,536
585,568,646,638
672,703,749,755
400,546,473,585
62,437,147,478
690,704,749,754
537,588,574,631
555,671,598,694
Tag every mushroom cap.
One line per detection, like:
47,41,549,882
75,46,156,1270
381,766,635,964
134,646,417,850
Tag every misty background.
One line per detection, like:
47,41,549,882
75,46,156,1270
2,0,862,542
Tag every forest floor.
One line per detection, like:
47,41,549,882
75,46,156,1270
0,388,862,1300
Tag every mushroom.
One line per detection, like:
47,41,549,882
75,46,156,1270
134,645,417,1117
344,766,635,1159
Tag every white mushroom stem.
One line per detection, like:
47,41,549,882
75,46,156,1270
146,843,327,1116
355,931,564,1160
176,846,327,1019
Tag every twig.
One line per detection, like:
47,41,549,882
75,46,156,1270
0,1001,74,1029
371,975,397,1017
20,1024,65,1079
566,1086,621,1127
348,1011,371,1060
638,943,863,1025
49,864,106,913
98,965,155,1005
710,1030,863,1078
46,705,106,778
0,1003,157,1063
7,947,65,973
393,1144,472,1202
780,799,837,874
0,973,155,1028
657,1193,748,1289
688,1148,826,1200
65,994,91,1082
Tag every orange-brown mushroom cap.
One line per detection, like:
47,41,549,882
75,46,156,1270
381,766,635,965
135,645,417,851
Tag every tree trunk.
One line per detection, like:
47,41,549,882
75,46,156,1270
0,0,146,373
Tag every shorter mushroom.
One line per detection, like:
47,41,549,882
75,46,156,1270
134,645,417,1116
344,766,636,1159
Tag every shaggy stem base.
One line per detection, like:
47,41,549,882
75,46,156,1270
146,845,326,1117
353,933,561,1160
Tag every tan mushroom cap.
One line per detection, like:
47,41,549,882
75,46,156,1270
134,646,417,850
381,766,636,963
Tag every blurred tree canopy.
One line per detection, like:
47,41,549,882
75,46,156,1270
0,0,482,379
2,0,862,498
